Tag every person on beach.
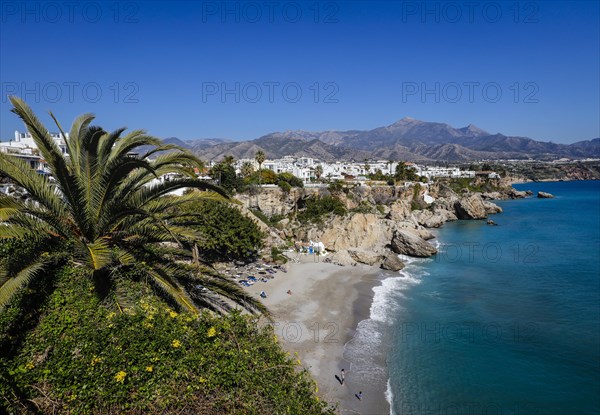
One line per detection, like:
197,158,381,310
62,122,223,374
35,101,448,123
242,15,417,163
340,369,345,385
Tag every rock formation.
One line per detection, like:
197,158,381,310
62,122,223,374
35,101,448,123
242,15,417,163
381,254,405,271
390,230,438,258
412,208,457,228
348,249,384,266
238,181,515,268
453,193,488,219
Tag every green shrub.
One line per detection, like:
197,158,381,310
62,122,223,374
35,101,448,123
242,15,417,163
276,172,304,188
277,181,292,193
270,247,288,264
0,268,334,414
249,209,285,227
297,196,346,224
245,171,304,188
327,181,343,193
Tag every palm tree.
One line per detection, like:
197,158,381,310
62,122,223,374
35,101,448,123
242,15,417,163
240,161,254,178
363,159,371,176
223,155,235,166
314,164,323,182
0,96,266,316
255,150,265,187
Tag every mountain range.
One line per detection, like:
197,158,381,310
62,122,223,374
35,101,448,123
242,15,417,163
167,117,600,162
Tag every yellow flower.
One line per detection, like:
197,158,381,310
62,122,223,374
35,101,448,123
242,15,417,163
199,377,207,383
296,359,301,366
90,356,102,367
143,321,153,329
145,366,153,372
25,362,35,370
207,327,216,338
169,310,178,319
114,371,127,383
172,339,181,348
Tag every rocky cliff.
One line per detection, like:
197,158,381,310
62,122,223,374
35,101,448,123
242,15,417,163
237,181,526,270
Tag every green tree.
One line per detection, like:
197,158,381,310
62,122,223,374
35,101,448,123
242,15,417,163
314,164,323,181
0,96,265,315
277,172,304,188
222,155,235,166
255,150,266,187
240,161,254,178
394,162,418,182
247,169,277,185
368,168,388,181
363,159,371,175
176,199,264,262
209,162,240,194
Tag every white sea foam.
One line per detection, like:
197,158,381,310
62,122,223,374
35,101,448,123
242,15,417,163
369,256,429,324
344,255,430,412
386,377,395,415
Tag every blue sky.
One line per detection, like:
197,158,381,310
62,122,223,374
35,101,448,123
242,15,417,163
1,0,598,143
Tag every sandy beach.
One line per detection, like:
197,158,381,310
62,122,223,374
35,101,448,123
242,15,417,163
243,254,391,414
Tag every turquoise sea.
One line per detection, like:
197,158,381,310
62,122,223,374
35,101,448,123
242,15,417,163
349,181,600,415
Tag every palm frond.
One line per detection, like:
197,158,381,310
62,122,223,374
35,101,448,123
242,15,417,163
108,130,161,163
98,127,127,163
0,256,51,310
9,97,85,225
190,269,270,316
84,238,113,270
66,112,96,169
143,265,198,315
0,154,66,222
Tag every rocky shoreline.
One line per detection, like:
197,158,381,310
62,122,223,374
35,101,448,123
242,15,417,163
235,179,542,271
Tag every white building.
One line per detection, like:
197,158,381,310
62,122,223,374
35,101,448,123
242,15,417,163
214,155,488,183
0,130,70,174
1,130,69,156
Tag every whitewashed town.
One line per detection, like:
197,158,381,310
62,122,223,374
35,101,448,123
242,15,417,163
225,156,495,183
0,131,499,187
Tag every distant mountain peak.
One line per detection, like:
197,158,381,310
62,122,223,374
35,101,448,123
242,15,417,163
394,116,421,124
459,123,489,137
